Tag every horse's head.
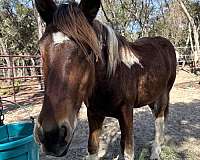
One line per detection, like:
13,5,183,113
34,0,101,156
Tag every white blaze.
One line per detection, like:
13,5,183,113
52,32,70,45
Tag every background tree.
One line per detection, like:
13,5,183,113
177,0,199,67
0,0,199,80
102,0,200,70
0,0,38,82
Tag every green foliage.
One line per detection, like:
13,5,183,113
137,146,182,160
0,0,199,53
188,1,200,26
14,79,21,93
160,146,180,160
0,0,38,55
149,2,189,46
102,0,166,40
102,0,199,46
138,148,149,160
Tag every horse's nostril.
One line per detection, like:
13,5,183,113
59,125,69,145
60,125,67,138
35,123,72,156
37,127,45,143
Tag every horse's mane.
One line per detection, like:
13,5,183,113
52,2,136,76
52,2,101,62
93,21,135,76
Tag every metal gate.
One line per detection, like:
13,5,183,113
0,54,44,105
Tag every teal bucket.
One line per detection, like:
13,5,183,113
0,122,39,160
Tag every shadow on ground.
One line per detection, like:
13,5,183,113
41,100,200,160
2,91,43,114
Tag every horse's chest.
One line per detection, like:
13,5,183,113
88,86,124,116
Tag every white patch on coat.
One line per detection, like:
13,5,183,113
85,153,99,160
150,116,165,160
150,142,161,160
121,47,143,68
103,24,119,75
33,118,43,145
155,116,165,144
124,152,134,160
52,32,70,45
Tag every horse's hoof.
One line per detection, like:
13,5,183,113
150,152,160,160
124,153,134,160
112,155,119,160
84,153,99,160
150,157,160,160
150,143,161,160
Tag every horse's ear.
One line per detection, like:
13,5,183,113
35,0,57,24
79,0,101,23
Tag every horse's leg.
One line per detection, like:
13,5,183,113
86,109,105,160
118,106,134,160
149,91,169,160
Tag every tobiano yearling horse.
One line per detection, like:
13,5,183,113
34,0,176,159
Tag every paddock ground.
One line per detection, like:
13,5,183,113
3,70,200,160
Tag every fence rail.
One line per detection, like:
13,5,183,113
175,47,200,72
0,48,199,104
0,54,43,104
0,66,42,69
0,75,43,80
0,55,41,58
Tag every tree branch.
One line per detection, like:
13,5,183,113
100,1,114,27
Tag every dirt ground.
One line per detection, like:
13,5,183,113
2,70,200,160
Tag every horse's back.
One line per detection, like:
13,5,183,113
132,36,176,83
129,36,176,106
133,36,176,61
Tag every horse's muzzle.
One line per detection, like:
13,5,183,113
42,142,70,157
34,122,73,157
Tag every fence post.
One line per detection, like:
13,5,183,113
9,56,16,102
0,97,4,126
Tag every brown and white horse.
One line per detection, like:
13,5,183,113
34,0,176,159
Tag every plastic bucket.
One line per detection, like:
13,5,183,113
0,122,39,160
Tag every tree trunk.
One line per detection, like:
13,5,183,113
32,0,45,39
188,23,194,53
36,15,44,39
0,38,12,84
178,0,199,68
